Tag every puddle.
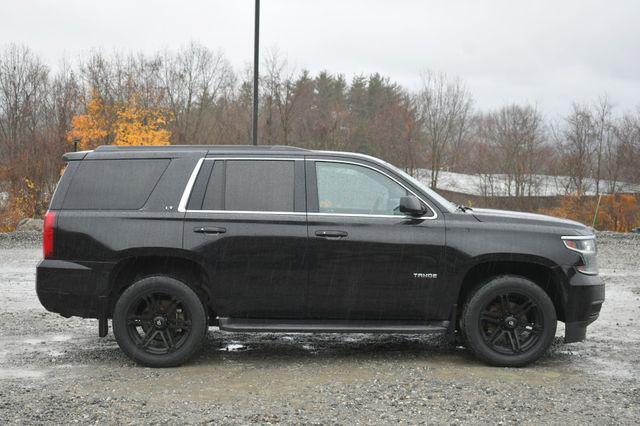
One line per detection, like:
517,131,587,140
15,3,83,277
0,367,46,379
22,334,73,345
219,343,248,352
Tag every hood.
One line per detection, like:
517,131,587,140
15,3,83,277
471,208,588,231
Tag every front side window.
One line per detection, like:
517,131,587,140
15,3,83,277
315,162,408,215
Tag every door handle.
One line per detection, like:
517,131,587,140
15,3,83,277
315,230,348,239
193,226,227,235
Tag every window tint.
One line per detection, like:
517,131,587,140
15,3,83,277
224,160,294,212
201,161,224,211
63,159,170,210
316,162,408,215
187,160,214,210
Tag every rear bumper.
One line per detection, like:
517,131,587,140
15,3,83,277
36,259,111,319
562,269,605,343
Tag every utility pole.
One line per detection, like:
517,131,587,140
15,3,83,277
252,0,260,146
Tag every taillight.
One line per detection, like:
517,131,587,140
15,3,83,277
43,211,56,259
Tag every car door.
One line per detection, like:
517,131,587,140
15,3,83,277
182,156,308,318
305,158,446,321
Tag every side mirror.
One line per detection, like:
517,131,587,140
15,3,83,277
399,196,425,216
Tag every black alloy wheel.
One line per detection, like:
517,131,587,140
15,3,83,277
113,276,207,367
125,292,192,355
462,275,557,367
478,292,544,355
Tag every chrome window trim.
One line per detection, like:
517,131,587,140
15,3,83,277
177,156,439,220
177,157,301,214
308,158,438,220
185,210,305,216
308,212,424,219
177,157,205,213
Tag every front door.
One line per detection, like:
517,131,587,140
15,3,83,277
305,159,446,320
183,157,308,318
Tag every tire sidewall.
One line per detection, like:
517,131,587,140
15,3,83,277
463,275,557,367
113,276,207,368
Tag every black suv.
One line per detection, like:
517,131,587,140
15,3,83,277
36,145,604,367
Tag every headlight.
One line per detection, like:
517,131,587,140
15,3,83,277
561,236,598,275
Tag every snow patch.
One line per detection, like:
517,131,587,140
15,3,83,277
415,169,640,197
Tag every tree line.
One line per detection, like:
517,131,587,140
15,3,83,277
0,43,639,230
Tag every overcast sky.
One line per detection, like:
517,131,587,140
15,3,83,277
2,0,639,117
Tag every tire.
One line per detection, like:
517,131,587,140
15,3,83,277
113,276,208,367
461,275,557,367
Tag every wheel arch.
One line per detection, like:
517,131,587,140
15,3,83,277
107,251,214,319
456,255,566,322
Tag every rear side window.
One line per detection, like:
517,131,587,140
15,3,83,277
225,160,294,212
63,159,170,210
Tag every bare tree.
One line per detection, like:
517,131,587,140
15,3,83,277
261,50,301,146
561,103,595,194
481,105,546,197
0,45,49,161
591,96,614,195
160,42,234,145
416,71,473,189
615,110,640,185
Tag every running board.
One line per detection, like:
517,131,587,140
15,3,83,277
218,318,449,334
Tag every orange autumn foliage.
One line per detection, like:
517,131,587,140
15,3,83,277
66,89,110,150
113,97,171,146
67,91,171,150
0,176,40,232
541,194,640,232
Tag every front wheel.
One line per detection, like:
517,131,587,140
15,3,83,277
461,275,557,367
113,276,208,367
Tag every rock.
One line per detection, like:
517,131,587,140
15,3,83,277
15,218,44,232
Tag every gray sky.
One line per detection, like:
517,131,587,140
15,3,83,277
3,0,639,117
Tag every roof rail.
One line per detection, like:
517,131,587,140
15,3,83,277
62,151,90,161
94,144,309,152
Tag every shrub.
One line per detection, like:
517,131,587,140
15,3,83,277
541,194,640,232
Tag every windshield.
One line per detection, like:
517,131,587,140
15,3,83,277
382,161,457,212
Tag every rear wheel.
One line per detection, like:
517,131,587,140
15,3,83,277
461,275,556,367
113,276,207,367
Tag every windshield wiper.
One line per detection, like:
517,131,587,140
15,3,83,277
456,205,473,212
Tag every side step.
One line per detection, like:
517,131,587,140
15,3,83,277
218,318,449,334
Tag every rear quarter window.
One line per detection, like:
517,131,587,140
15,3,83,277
62,159,170,210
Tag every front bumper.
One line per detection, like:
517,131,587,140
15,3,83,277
561,268,605,343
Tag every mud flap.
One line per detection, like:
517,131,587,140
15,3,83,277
99,316,109,338
446,304,458,344
565,321,587,343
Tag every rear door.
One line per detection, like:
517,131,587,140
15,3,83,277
182,156,308,318
305,158,446,320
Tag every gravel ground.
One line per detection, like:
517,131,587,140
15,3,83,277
0,231,639,424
